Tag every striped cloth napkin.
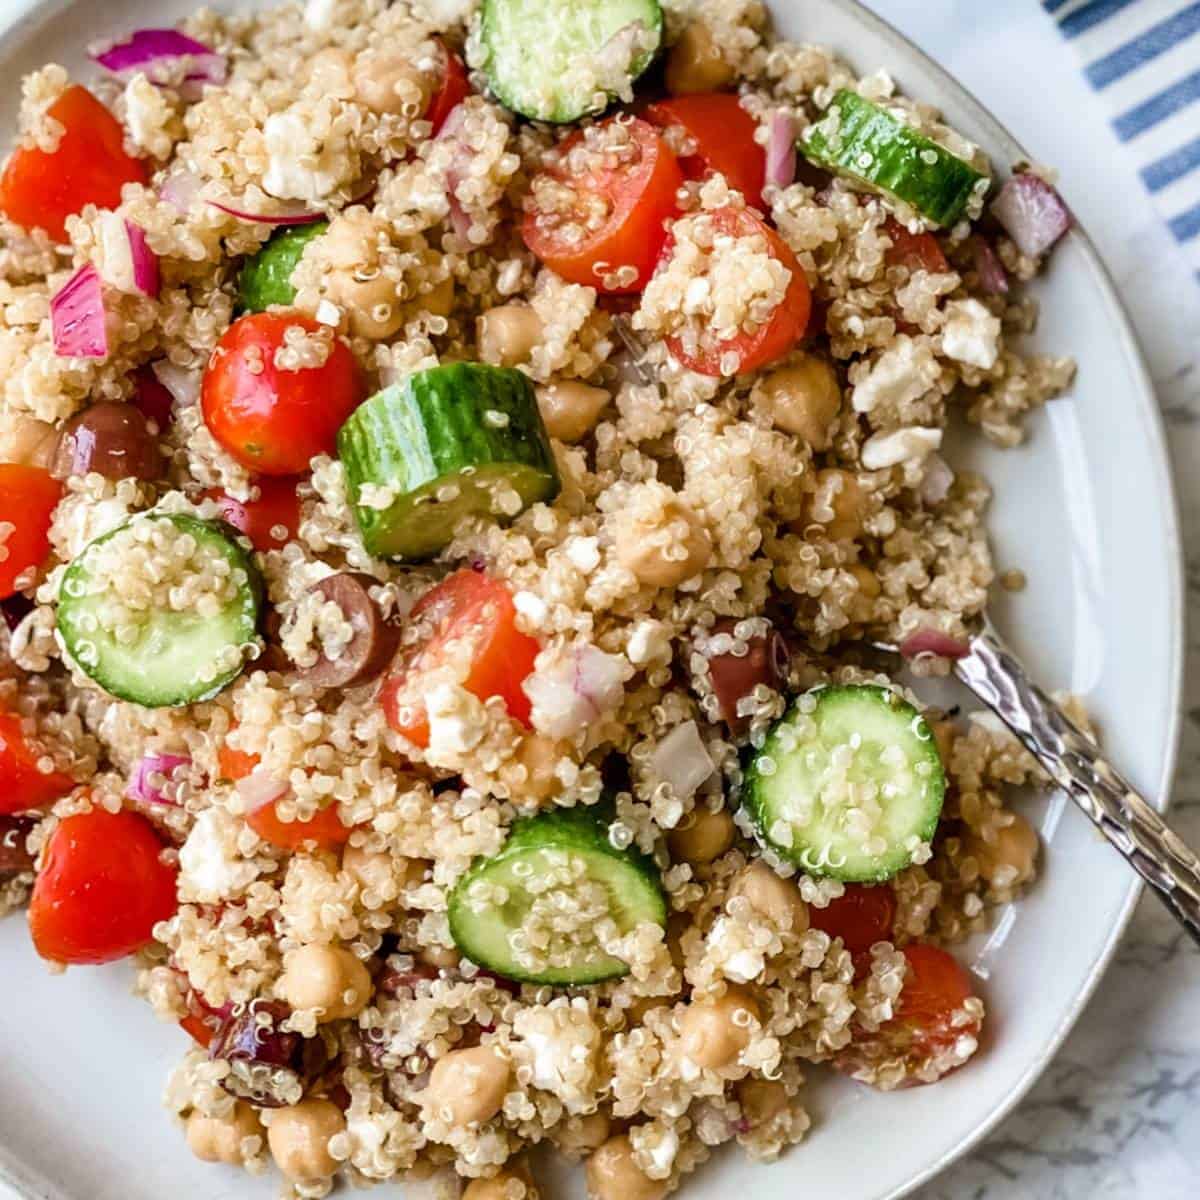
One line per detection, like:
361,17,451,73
1042,0,1200,278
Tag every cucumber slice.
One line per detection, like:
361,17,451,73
237,221,327,313
57,513,263,708
448,805,667,985
742,684,945,883
800,90,988,228
480,0,662,123
337,363,560,560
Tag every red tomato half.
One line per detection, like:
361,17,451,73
645,94,766,210
0,464,61,599
381,569,539,749
884,218,949,275
0,86,146,242
201,312,363,476
206,478,302,554
893,943,979,1054
522,117,684,294
0,710,74,814
810,883,896,962
427,41,471,135
180,1012,217,1048
29,808,178,964
663,206,811,376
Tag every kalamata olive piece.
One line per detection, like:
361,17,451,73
52,402,164,482
299,572,399,689
209,1000,328,1108
0,815,35,874
1,593,32,632
702,618,790,732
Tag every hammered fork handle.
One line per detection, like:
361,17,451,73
955,620,1200,948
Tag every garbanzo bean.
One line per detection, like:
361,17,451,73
737,1078,789,1127
416,942,461,971
478,304,543,367
515,733,567,805
278,943,373,1021
342,843,425,898
846,563,881,622
805,468,867,541
756,356,842,450
668,806,736,865
556,1110,611,1158
677,985,762,1069
267,1098,345,1181
585,1135,667,1200
615,498,712,589
185,1102,263,1165
536,380,610,442
728,861,809,933
967,812,1039,888
664,22,736,94
1,413,58,469
316,210,405,340
354,48,433,116
422,1044,511,1127
463,1163,539,1200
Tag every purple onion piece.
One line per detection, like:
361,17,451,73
898,629,970,661
50,265,108,360
971,235,1008,295
703,618,790,733
90,28,227,94
210,1000,328,1107
990,173,1072,259
126,753,191,807
764,111,797,191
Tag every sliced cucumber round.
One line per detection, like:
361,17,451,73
337,363,560,561
57,513,263,708
448,805,667,986
801,90,988,228
237,221,327,313
480,0,662,123
742,684,945,883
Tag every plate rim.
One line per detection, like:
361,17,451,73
0,0,1185,1198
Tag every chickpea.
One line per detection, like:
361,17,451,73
677,985,762,1069
310,46,353,87
185,1102,263,1165
463,1164,539,1200
423,1045,511,1126
846,563,881,622
586,1135,667,1200
806,469,866,541
556,1110,611,1157
342,843,425,897
967,812,1039,888
664,22,736,95
278,943,373,1021
421,274,455,318
515,734,567,805
478,305,543,367
416,942,461,971
316,211,405,340
736,1078,789,1128
728,861,809,933
267,1099,345,1181
668,806,736,866
0,413,58,469
615,499,712,589
354,48,434,116
536,380,611,443
755,356,842,450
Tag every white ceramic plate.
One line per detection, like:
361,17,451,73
0,1,1184,1198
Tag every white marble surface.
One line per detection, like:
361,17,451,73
861,1,1200,1197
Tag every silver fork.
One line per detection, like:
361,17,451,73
884,616,1200,947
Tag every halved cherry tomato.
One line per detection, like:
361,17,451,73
892,943,979,1054
663,206,811,376
206,478,302,554
381,569,539,749
29,808,178,964
884,218,949,275
0,710,74,814
810,883,896,962
201,312,363,476
0,464,61,599
645,94,766,210
427,40,470,135
180,1012,217,1048
522,117,684,294
217,737,351,851
0,85,147,242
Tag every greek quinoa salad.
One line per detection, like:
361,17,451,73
0,0,1083,1196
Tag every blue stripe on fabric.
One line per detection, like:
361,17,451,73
1168,200,1200,240
1142,135,1200,190
1061,0,1141,37
1087,3,1200,87
1114,69,1200,139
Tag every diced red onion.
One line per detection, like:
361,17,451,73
522,644,627,739
971,236,1008,295
208,195,327,226
990,173,1072,259
235,768,290,813
151,359,201,408
90,28,227,99
127,752,191,807
127,222,160,297
764,111,797,191
438,104,474,239
918,452,955,506
898,629,971,660
96,212,160,298
50,265,108,359
651,719,715,800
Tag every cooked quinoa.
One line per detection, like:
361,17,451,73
0,0,1080,1196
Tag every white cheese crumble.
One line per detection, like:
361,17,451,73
650,720,714,800
425,682,487,757
626,618,672,667
179,809,255,901
941,298,1001,370
262,111,347,204
851,335,941,414
861,426,943,470
706,915,766,984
